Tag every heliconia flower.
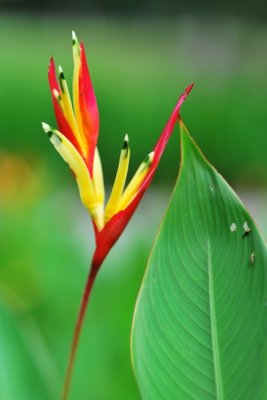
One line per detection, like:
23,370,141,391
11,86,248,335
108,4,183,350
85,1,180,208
42,31,193,400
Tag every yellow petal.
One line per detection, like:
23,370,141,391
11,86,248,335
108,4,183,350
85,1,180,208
72,31,85,146
57,66,83,151
92,148,105,227
93,147,105,204
42,122,104,230
105,134,130,222
118,151,154,210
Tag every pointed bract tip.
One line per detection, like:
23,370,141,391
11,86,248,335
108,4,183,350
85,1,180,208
42,123,54,138
48,57,55,72
72,31,78,44
58,65,64,75
185,83,195,95
148,151,155,160
42,122,56,139
144,151,154,166
176,82,195,113
122,134,129,152
42,122,51,133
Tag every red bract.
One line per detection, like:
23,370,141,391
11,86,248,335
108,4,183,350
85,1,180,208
93,83,193,268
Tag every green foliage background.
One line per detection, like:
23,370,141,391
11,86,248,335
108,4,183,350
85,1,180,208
0,14,267,399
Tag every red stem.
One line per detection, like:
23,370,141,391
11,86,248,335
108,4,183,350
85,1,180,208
62,252,103,400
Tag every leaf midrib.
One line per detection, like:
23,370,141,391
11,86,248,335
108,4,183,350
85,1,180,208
208,239,224,400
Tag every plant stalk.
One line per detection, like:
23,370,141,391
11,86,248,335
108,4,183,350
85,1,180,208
62,253,102,400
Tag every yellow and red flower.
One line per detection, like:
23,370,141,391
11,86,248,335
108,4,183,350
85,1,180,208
42,31,192,270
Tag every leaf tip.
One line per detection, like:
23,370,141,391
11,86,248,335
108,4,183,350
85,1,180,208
178,118,191,143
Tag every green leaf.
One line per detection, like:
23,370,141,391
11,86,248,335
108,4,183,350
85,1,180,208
131,122,267,400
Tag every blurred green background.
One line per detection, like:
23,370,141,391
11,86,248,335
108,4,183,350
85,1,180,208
0,5,267,400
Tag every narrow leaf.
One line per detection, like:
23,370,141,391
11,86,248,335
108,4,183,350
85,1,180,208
131,122,267,400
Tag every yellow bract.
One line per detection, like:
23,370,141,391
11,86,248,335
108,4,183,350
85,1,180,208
42,123,104,230
92,148,105,206
105,135,130,222
118,152,154,210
